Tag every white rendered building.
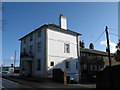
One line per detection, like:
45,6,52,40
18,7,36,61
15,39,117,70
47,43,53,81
19,14,81,82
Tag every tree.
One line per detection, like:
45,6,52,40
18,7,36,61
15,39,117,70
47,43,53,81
114,39,120,61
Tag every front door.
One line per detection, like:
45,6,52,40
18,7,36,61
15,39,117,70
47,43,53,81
29,61,32,76
66,76,70,84
27,61,32,77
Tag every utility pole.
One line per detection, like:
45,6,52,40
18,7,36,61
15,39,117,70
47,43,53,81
105,26,111,67
105,26,113,88
14,50,16,69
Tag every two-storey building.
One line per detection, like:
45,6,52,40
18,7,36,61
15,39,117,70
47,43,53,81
80,41,120,82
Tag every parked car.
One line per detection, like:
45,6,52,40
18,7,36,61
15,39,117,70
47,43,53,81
0,70,9,74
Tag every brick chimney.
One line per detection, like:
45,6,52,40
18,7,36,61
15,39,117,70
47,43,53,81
59,14,67,30
80,40,85,48
89,43,94,49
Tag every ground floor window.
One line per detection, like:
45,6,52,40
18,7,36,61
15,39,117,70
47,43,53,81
66,61,70,69
50,61,54,66
37,59,41,70
76,62,78,70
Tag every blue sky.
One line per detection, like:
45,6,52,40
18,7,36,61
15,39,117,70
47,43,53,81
2,0,120,2
2,2,118,66
118,1,120,39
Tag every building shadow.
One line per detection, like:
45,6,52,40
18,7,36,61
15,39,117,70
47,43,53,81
47,57,79,84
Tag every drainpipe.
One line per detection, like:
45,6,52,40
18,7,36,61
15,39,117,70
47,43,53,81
76,35,81,83
19,40,22,75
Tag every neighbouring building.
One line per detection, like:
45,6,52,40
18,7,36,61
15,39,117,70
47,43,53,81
80,41,120,82
19,14,81,83
1,65,20,74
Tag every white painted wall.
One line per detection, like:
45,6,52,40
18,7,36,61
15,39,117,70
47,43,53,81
47,28,77,58
20,28,46,77
34,29,46,77
47,28,79,82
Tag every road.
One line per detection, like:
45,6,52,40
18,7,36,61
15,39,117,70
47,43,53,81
1,76,96,89
1,77,32,90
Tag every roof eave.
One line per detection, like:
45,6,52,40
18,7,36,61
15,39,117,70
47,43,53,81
19,24,81,41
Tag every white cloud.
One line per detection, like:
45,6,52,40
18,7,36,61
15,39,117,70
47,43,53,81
100,40,117,53
10,56,15,61
100,40,106,45
0,61,2,66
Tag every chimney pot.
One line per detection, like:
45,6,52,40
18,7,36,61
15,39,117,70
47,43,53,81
89,43,94,49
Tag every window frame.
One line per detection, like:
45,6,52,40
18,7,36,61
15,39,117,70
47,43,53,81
83,64,87,70
94,65,97,71
23,38,26,44
90,64,93,71
38,30,41,38
30,34,33,41
23,48,26,53
29,45,33,53
37,42,41,52
64,43,70,53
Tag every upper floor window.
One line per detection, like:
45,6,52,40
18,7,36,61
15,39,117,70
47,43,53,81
23,38,26,44
29,45,33,53
64,43,70,53
90,65,93,71
65,61,70,69
37,42,41,52
94,65,97,71
30,35,33,41
98,65,101,70
83,64,87,70
38,30,41,37
23,48,26,53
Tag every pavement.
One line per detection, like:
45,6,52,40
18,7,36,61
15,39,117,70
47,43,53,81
2,74,96,89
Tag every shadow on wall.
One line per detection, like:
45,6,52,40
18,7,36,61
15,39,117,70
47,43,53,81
47,57,79,83
96,65,120,88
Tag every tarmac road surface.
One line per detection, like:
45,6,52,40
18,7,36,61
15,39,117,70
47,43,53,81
1,75,96,89
1,77,32,90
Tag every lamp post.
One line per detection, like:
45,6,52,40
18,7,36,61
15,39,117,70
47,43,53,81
14,50,16,69
14,50,19,69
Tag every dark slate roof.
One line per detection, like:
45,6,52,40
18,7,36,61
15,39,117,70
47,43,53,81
19,24,81,40
80,48,113,56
